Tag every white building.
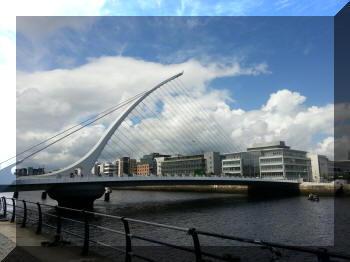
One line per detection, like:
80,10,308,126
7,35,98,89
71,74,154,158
155,157,166,176
307,154,330,182
247,141,311,181
94,162,118,176
222,151,260,177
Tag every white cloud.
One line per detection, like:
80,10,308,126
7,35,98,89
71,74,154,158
14,56,335,171
16,56,269,169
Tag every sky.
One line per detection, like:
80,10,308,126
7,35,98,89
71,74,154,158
0,0,349,181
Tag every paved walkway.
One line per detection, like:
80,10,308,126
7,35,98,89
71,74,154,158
0,219,115,262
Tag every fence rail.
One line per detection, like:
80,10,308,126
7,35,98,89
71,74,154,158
1,196,349,262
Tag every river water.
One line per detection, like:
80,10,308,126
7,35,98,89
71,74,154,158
1,190,348,262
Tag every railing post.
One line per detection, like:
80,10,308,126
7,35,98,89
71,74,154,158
82,210,89,256
121,217,132,262
10,198,15,223
188,228,202,262
1,197,6,217
21,200,27,228
36,202,42,234
55,206,62,242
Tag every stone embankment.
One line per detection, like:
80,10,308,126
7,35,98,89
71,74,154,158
115,181,350,196
299,181,350,196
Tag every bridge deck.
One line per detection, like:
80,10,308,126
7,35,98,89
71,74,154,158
1,175,299,192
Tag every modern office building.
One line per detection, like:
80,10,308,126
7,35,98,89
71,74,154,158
103,162,118,176
116,157,130,176
15,167,45,176
307,154,331,182
139,153,171,175
154,156,167,176
161,152,221,176
247,141,311,181
129,159,137,175
222,151,260,177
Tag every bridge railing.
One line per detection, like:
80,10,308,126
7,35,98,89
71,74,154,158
1,196,347,262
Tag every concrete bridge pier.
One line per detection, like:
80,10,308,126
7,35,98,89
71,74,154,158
248,183,300,197
47,184,105,210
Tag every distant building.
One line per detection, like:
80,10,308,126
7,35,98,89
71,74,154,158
137,163,150,176
247,141,311,181
307,154,331,182
139,153,170,175
222,151,260,177
129,159,137,175
15,168,27,176
155,157,167,176
116,157,130,176
15,167,45,177
161,152,221,176
103,162,118,176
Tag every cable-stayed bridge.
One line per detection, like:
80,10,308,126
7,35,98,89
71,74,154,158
1,72,299,208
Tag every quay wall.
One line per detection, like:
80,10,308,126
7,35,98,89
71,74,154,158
113,185,248,194
299,182,350,196
113,182,350,196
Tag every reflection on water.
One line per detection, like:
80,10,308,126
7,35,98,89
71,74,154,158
7,190,334,247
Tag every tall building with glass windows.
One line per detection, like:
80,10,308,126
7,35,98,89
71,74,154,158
247,141,311,181
222,151,260,177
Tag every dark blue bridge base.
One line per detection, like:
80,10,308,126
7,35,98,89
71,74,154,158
47,184,105,210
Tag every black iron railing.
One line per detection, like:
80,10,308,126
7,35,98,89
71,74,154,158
1,196,349,262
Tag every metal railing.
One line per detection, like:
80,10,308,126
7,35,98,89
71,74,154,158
1,196,349,262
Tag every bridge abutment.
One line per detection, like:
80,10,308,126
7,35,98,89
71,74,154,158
47,184,105,210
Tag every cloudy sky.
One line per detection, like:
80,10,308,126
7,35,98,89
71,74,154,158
0,1,348,180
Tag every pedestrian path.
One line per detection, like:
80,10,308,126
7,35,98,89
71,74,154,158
0,219,115,262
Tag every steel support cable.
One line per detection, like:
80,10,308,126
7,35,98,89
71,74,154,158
176,78,242,153
166,81,222,152
172,79,235,153
119,121,154,160
174,78,236,152
119,107,163,158
162,81,221,154
138,101,189,156
118,120,157,157
147,86,209,155
177,78,243,153
132,105,181,155
102,142,122,162
117,121,156,159
143,86,205,155
108,129,140,160
15,93,147,165
122,109,168,157
102,113,161,163
149,86,204,155
106,135,134,161
158,83,219,154
137,99,189,155
166,81,225,153
121,118,163,157
2,91,148,166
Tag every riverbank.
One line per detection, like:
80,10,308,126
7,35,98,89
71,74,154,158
299,182,350,196
113,182,350,196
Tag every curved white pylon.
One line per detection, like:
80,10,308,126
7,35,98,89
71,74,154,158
48,72,184,178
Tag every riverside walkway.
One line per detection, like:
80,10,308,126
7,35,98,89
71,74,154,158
0,219,113,262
